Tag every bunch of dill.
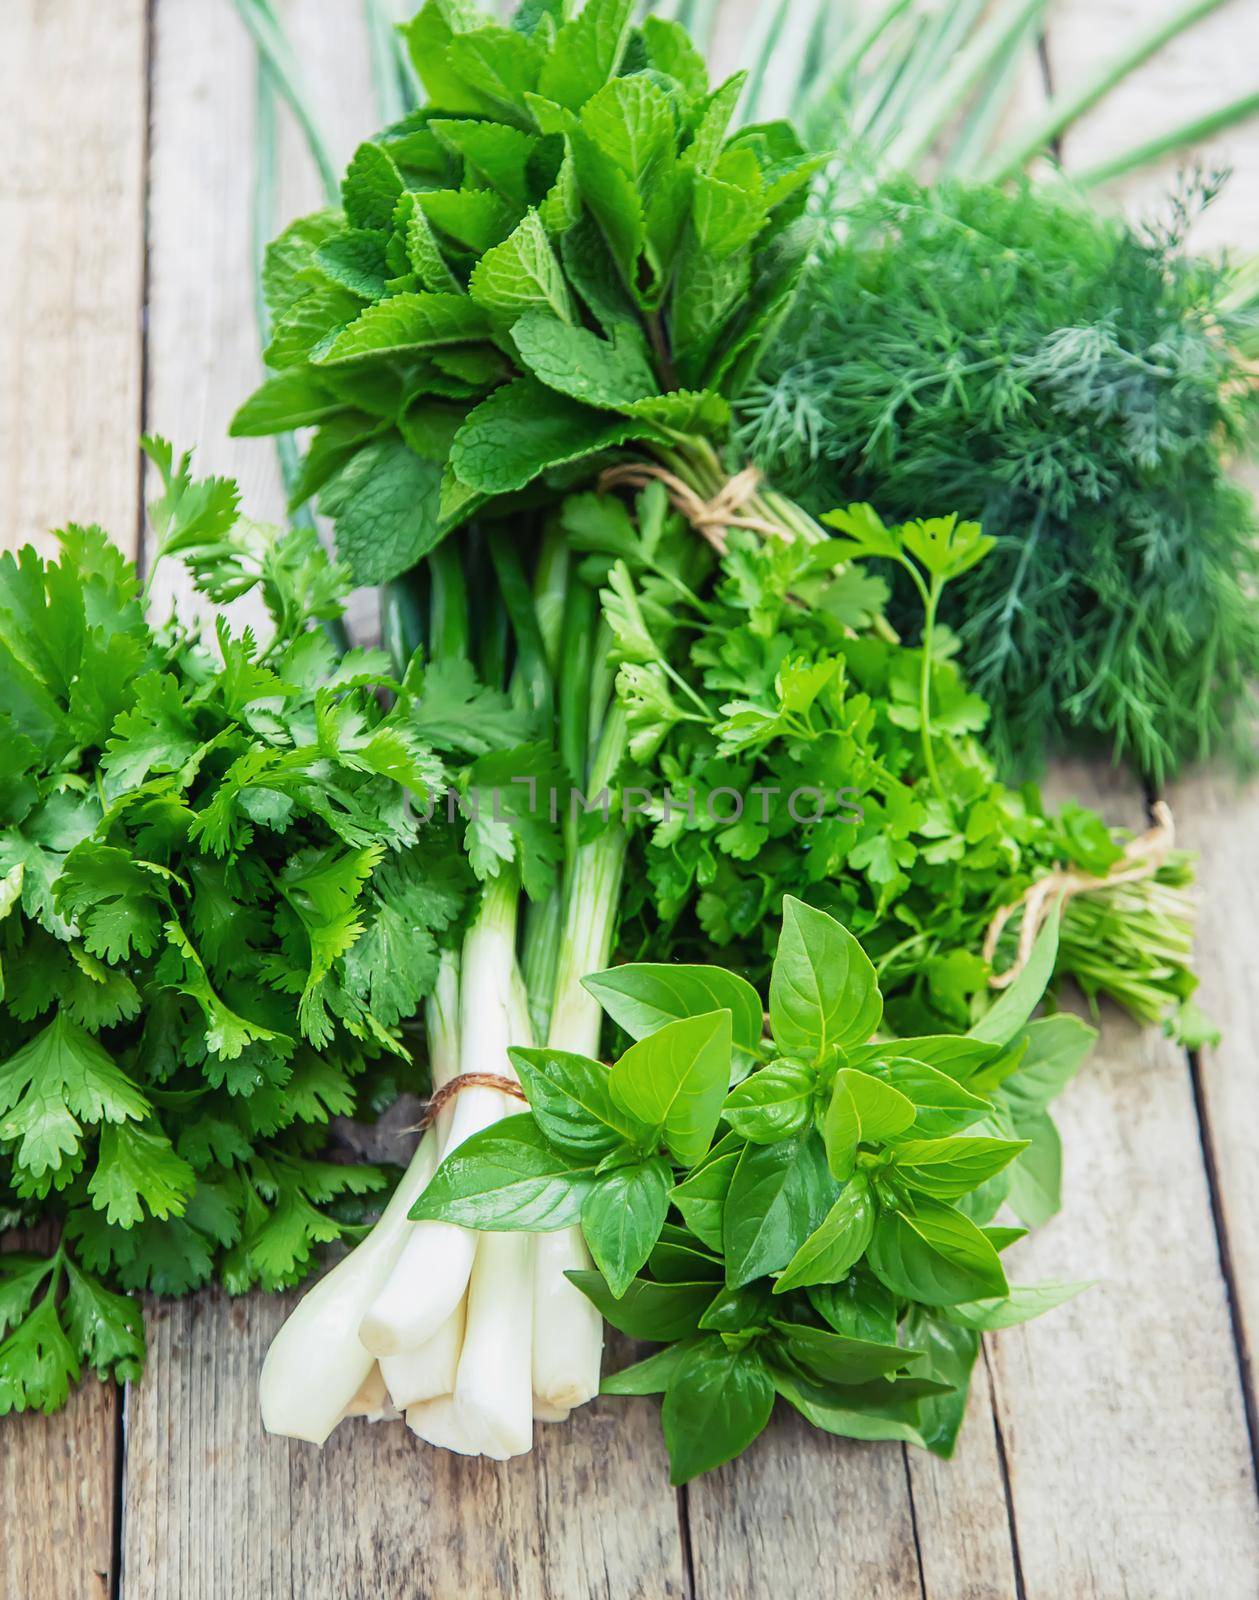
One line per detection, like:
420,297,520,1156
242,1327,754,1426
736,174,1259,780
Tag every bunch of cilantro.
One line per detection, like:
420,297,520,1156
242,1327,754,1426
567,482,1207,1046
737,175,1259,781
410,895,1089,1482
0,441,557,1415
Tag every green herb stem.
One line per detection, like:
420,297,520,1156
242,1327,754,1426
1072,90,1259,189
983,0,1236,181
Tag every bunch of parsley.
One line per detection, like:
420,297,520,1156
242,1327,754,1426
410,895,1089,1481
737,175,1259,780
0,441,556,1414
566,483,1206,1048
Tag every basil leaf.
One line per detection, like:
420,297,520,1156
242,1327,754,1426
508,1044,650,1156
661,1337,776,1483
849,1035,997,1083
601,1338,701,1396
942,1280,1091,1331
1001,1106,1063,1227
579,1156,672,1296
773,1173,875,1293
722,1059,812,1144
648,1231,724,1284
669,1147,739,1251
892,1135,1029,1200
823,1068,915,1179
968,906,1060,1045
867,1200,1009,1306
409,1113,593,1229
565,1269,715,1341
769,1320,921,1386
582,960,764,1056
722,1131,837,1288
608,1008,732,1167
900,1306,981,1458
1000,1014,1095,1116
769,897,881,1064
871,1056,993,1137
697,1281,771,1333
806,1273,897,1344
769,1362,927,1447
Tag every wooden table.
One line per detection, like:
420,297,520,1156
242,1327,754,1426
2,2,1258,1595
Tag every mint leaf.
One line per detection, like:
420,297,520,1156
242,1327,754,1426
319,437,443,585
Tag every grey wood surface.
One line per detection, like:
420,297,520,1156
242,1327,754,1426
2,2,1258,1597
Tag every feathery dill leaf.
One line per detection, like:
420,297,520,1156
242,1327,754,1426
736,175,1259,780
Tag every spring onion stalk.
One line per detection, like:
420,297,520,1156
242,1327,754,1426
404,972,538,1459
1071,90,1259,190
231,0,339,201
256,1133,436,1442
256,953,458,1444
982,0,1237,181
884,0,1048,172
359,872,523,1354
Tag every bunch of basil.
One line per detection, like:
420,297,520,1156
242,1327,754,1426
411,896,1089,1481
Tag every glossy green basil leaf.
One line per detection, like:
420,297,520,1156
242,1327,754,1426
942,1280,1090,1330
768,1362,927,1447
1000,1014,1094,1117
580,1156,672,1296
508,1044,650,1156
899,1306,980,1458
1001,1106,1063,1227
698,1280,772,1333
648,1228,724,1283
582,960,764,1055
823,1068,916,1179
849,1035,997,1083
773,1173,875,1293
723,1131,838,1288
409,1113,594,1229
867,1199,1008,1306
661,1337,776,1483
565,1269,715,1341
669,1147,740,1252
806,1273,897,1344
769,897,882,1064
722,1059,813,1144
769,1319,921,1386
609,1008,732,1166
968,906,1060,1046
870,1057,992,1137
601,1337,701,1396
892,1135,1029,1200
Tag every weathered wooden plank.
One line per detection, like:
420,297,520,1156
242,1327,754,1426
984,766,1259,1598
124,5,687,1596
687,1418,923,1600
905,1355,1020,1600
1167,770,1259,1423
124,1290,687,1600
0,0,147,556
0,4,147,1597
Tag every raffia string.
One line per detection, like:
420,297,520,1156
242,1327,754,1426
598,462,781,553
983,801,1176,989
413,1072,528,1132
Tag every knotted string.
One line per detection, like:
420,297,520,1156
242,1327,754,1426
983,801,1176,989
412,1072,528,1132
597,462,781,552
